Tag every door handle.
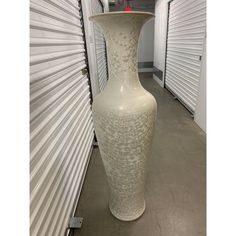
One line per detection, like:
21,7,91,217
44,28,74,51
81,68,88,75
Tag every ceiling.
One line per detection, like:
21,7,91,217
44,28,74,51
109,0,156,13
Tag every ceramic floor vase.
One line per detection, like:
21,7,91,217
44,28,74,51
89,12,157,221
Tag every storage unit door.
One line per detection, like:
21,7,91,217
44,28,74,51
30,0,94,235
92,0,108,91
165,0,206,113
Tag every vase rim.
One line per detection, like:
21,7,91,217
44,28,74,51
89,11,154,21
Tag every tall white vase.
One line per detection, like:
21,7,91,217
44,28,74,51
89,12,157,221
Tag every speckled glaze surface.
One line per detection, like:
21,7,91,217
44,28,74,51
89,12,157,221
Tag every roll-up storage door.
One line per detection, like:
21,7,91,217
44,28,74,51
165,0,206,113
92,0,108,91
30,0,94,235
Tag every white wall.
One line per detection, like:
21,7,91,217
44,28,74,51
101,0,109,12
194,40,206,132
138,19,154,72
153,0,169,87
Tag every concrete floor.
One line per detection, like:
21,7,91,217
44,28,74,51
72,73,206,236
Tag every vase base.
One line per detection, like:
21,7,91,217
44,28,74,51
109,201,146,221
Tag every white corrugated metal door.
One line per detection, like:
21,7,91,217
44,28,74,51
92,0,108,91
30,0,94,235
165,0,206,113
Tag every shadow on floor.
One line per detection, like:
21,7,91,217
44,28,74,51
72,72,206,236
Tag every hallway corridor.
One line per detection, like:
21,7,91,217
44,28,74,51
72,72,206,236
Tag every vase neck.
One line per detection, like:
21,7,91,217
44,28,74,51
90,13,154,84
104,17,141,80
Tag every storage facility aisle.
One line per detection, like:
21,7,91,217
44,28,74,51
72,73,206,236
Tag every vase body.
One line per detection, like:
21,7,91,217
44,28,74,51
89,12,157,221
